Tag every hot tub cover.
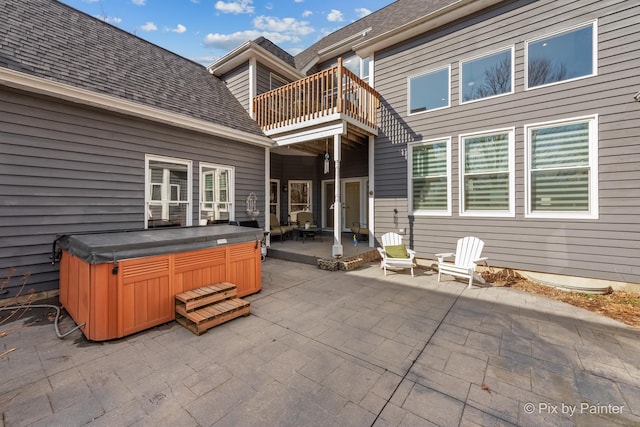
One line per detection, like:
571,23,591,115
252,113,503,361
57,225,264,264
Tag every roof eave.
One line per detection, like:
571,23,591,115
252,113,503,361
208,41,303,81
299,27,372,73
0,67,274,148
354,0,502,58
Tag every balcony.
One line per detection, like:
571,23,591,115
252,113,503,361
253,60,380,139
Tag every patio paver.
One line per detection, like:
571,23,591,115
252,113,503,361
1,257,639,426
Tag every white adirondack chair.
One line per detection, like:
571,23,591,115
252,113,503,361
377,232,416,277
436,236,488,288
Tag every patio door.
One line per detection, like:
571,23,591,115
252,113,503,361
344,181,360,232
322,178,367,231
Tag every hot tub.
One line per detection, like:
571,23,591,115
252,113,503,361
57,225,263,341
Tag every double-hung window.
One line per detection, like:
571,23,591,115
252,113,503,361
200,163,234,223
460,129,514,216
146,155,192,227
408,65,450,114
461,47,513,103
525,116,598,219
526,22,597,89
409,139,451,215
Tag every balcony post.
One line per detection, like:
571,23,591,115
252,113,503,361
332,133,343,258
337,58,343,114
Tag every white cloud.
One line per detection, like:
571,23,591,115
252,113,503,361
355,8,371,18
253,16,314,36
265,2,273,10
170,24,187,33
287,47,303,56
302,10,312,17
192,55,220,66
294,0,303,3
204,30,298,50
140,21,157,31
327,9,344,22
215,0,254,14
131,0,145,5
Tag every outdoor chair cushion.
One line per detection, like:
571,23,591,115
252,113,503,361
385,244,409,258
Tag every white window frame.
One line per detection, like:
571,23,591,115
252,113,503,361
199,163,235,223
343,55,371,82
407,64,451,116
288,180,312,222
270,73,288,90
524,115,598,219
459,128,515,217
270,179,280,217
460,46,514,105
409,138,452,216
145,154,192,228
169,184,181,202
525,21,598,91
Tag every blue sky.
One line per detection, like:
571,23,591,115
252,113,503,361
58,0,394,66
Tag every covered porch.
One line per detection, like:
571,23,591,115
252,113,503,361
255,59,380,258
266,230,379,267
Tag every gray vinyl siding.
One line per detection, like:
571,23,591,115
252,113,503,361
221,63,251,113
256,64,290,95
0,88,265,297
373,0,640,284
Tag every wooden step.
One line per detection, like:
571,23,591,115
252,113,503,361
175,282,237,312
175,297,250,335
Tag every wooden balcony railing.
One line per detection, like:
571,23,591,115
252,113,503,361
253,59,380,132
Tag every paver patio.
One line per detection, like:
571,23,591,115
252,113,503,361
1,258,639,426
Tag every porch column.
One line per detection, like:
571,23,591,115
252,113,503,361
332,134,343,257
265,146,271,246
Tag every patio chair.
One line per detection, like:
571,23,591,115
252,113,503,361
377,232,416,277
296,211,315,227
436,236,488,288
269,213,293,241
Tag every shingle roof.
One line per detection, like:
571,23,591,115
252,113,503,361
0,0,266,137
294,0,458,70
253,37,296,68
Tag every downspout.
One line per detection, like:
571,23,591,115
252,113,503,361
367,55,376,247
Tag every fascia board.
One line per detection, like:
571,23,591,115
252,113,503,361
209,42,303,81
354,0,501,58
